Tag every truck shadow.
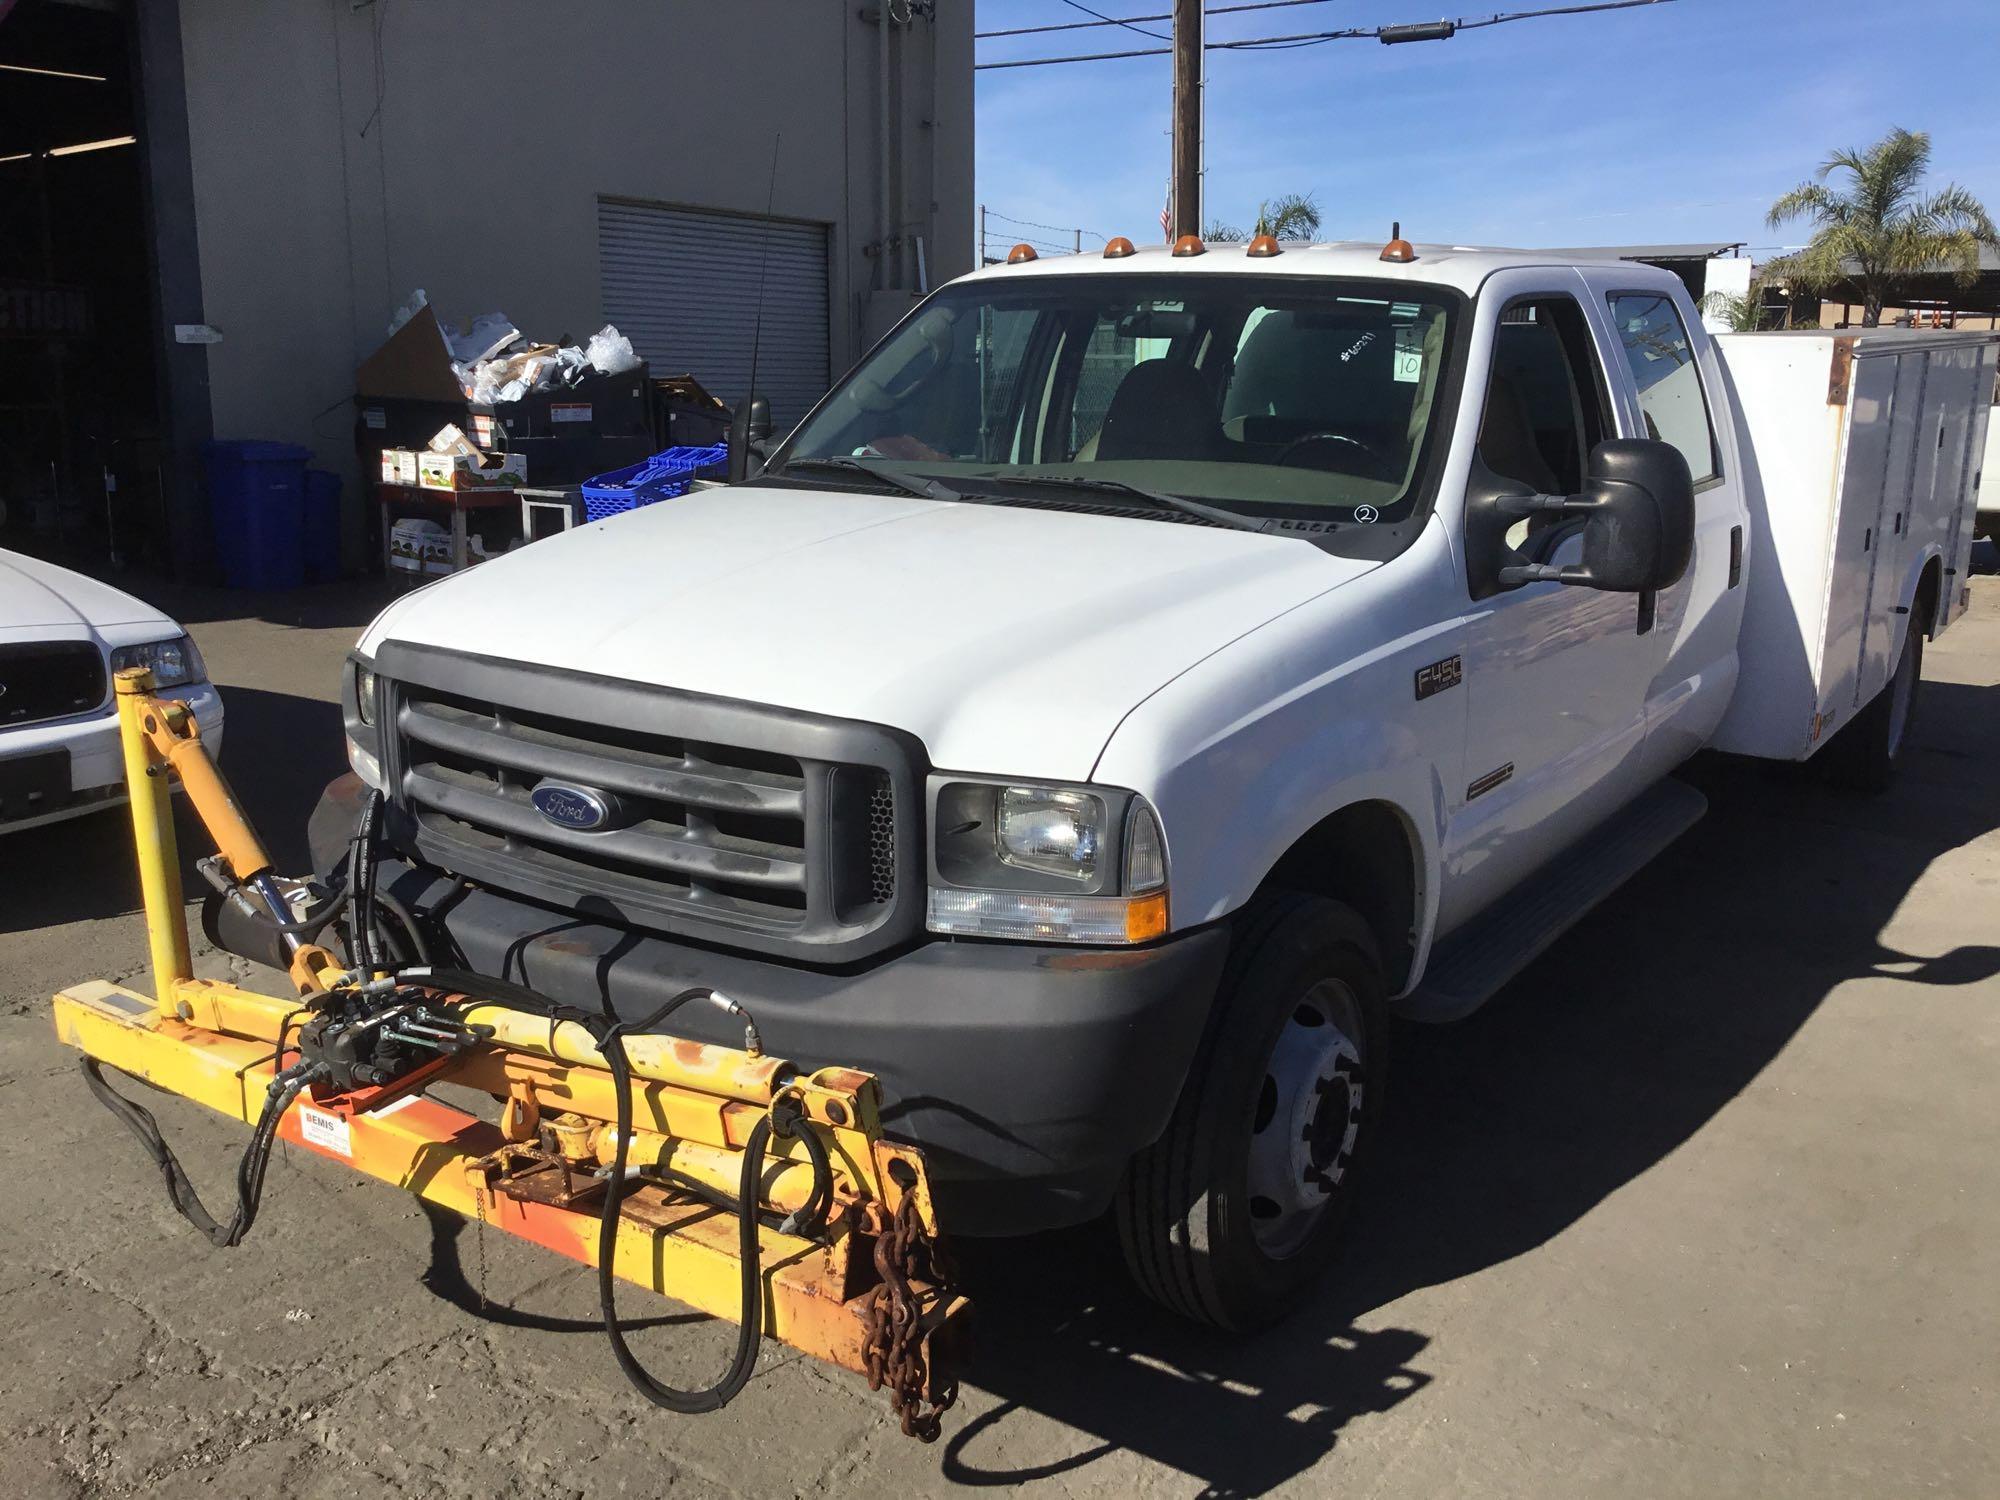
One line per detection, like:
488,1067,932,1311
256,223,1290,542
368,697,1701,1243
0,684,344,935
946,676,2000,1495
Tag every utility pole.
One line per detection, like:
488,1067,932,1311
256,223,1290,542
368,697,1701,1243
1171,0,1201,239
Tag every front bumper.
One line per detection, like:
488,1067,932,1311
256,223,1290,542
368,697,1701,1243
1,683,224,833
310,775,1228,1234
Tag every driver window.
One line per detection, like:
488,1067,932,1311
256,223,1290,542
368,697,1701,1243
1477,297,1609,547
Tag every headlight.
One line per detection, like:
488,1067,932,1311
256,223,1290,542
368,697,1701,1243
344,656,386,790
928,778,1168,944
996,787,1101,883
109,634,206,689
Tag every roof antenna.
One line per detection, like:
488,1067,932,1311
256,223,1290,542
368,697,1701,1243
729,132,782,483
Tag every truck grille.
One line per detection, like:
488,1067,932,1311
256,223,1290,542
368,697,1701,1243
0,642,106,729
374,643,923,964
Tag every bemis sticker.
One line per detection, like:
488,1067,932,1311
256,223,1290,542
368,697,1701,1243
298,1104,352,1158
1393,327,1424,384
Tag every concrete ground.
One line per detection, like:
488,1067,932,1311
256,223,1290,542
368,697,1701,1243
2,564,1996,1499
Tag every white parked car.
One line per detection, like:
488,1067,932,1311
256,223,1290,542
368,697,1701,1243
1,549,223,833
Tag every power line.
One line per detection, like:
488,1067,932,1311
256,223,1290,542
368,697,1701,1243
979,0,1340,41
1056,0,1169,42
975,0,1675,70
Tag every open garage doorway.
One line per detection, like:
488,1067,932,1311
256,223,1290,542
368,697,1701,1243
0,0,166,567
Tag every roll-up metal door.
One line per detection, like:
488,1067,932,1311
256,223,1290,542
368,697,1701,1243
598,199,831,432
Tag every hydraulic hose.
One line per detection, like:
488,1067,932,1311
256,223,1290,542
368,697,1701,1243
83,1056,316,1249
397,966,816,1415
346,788,384,973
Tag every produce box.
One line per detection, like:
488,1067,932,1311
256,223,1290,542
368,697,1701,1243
379,449,419,486
417,449,527,494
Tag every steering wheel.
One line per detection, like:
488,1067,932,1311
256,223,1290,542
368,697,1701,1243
1275,431,1386,470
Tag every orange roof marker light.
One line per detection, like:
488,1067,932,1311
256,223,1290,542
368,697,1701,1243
1380,222,1417,264
1171,234,1206,258
1246,233,1281,258
1007,242,1039,264
1103,236,1137,259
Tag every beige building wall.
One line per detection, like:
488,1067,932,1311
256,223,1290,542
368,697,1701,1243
174,0,973,566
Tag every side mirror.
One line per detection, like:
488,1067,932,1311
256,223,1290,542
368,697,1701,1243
1490,438,1695,594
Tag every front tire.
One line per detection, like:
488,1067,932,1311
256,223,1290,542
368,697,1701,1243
1115,893,1388,1331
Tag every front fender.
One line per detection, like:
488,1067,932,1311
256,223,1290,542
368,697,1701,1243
1092,520,1463,989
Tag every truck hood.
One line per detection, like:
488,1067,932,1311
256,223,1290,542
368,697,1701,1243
0,549,178,640
362,485,1372,778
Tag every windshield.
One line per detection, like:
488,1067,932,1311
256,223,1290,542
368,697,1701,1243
775,274,1460,533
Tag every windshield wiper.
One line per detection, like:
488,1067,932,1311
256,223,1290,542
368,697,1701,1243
993,474,1269,533
777,456,960,502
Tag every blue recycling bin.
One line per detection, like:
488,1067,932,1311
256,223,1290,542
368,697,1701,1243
202,440,310,589
303,468,343,582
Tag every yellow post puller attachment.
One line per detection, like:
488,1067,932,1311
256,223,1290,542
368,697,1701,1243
53,668,970,1440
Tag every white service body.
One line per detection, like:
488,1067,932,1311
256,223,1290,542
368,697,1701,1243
1712,329,1999,759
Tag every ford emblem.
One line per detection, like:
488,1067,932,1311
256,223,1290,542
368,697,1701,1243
530,779,621,831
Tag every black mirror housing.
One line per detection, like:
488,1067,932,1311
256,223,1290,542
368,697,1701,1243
1473,437,1696,597
726,395,772,483
1572,438,1696,593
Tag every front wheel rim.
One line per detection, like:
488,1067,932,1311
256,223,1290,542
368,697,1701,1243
1245,978,1366,1259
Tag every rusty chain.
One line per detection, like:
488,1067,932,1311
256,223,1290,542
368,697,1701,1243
860,1191,960,1442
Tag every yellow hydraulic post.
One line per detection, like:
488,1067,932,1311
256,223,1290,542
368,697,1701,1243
114,667,191,1009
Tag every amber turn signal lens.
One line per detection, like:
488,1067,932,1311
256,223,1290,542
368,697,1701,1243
1171,234,1205,258
1123,891,1170,944
1246,233,1281,258
1103,236,1136,259
1007,242,1038,264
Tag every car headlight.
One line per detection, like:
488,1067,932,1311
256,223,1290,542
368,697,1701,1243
109,634,206,689
354,665,378,726
928,778,1168,944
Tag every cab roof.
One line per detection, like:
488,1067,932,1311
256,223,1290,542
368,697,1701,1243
956,240,1685,297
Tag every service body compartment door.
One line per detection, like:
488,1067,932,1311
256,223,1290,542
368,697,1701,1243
1831,350,1923,723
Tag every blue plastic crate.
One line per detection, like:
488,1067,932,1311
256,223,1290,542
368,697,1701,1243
580,444,729,522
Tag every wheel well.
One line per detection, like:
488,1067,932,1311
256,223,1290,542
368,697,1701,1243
1263,801,1420,992
1915,555,1944,637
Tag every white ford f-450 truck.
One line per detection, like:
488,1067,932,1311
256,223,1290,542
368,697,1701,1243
325,241,1997,1330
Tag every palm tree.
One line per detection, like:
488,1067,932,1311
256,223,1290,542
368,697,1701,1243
1206,191,1322,244
1699,282,1768,332
1765,127,1998,327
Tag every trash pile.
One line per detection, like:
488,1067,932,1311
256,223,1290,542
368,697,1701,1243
384,289,642,409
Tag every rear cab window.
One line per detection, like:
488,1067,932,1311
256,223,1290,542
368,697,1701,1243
1607,292,1721,485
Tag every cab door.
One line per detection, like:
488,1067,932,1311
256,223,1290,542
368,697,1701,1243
1437,269,1664,934
1584,273,1749,768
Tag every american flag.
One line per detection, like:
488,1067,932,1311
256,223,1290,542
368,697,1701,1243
1159,183,1173,240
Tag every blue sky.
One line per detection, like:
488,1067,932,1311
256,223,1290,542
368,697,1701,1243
974,0,2000,258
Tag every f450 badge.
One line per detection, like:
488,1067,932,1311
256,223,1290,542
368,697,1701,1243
1415,655,1462,701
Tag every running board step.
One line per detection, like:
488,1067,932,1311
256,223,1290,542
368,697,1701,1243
1397,777,1708,1022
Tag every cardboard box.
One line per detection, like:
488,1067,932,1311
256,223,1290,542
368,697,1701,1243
417,449,527,493
379,449,419,486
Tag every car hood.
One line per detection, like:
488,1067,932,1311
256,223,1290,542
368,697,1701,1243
0,549,178,641
361,485,1373,779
